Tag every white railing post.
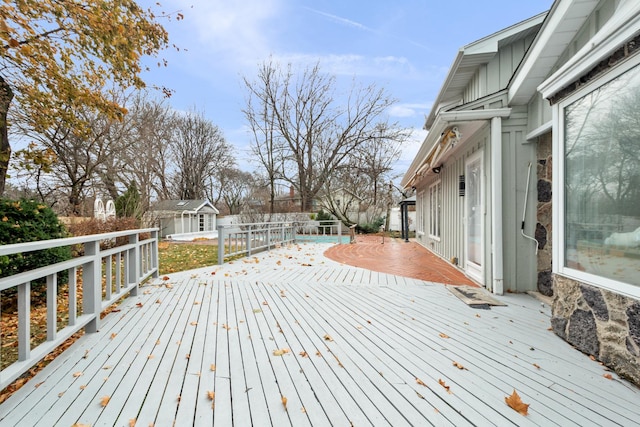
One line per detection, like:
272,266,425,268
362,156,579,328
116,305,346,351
46,274,57,341
128,233,140,296
18,281,30,361
217,225,225,265
151,230,159,278
338,221,342,244
83,240,101,333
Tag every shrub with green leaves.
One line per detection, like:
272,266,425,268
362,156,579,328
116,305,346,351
0,198,71,279
357,217,385,234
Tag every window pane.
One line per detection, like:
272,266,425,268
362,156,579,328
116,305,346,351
564,63,640,286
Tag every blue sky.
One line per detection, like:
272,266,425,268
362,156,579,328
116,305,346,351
140,0,553,181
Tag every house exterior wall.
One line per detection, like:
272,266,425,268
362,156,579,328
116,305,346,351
540,0,640,386
463,33,538,103
500,108,538,292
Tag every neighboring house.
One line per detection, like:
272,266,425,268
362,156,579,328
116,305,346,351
319,187,366,225
403,0,640,385
150,199,219,239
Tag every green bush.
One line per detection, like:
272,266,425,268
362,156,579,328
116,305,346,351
315,209,333,233
0,198,71,279
357,217,385,234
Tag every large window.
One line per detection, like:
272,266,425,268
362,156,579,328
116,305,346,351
559,59,640,292
429,181,441,239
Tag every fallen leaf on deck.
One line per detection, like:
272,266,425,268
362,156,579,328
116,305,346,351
162,276,170,281
505,389,529,415
452,361,466,370
72,424,90,427
136,302,143,308
110,333,117,340
273,348,290,356
83,350,89,359
299,351,308,357
416,378,427,387
79,385,87,390
73,372,84,377
281,395,288,410
316,350,322,357
301,263,312,267
262,301,269,306
603,373,613,380
323,334,333,342
129,419,136,427
100,395,110,407
190,321,198,326
210,364,216,371
148,355,154,359
439,333,450,339
253,309,262,313
207,391,215,400
532,363,541,369
186,354,190,359
34,381,44,388
438,379,452,394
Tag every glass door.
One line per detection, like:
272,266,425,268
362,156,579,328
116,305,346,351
465,151,484,284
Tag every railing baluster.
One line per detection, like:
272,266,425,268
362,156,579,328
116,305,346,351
68,267,77,327
47,274,57,341
18,281,30,362
105,254,112,301
116,253,122,293
128,233,139,296
83,240,101,333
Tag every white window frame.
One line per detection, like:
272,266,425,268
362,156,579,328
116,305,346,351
429,180,442,240
553,53,640,300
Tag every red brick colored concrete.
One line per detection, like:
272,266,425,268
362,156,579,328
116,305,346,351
324,234,479,287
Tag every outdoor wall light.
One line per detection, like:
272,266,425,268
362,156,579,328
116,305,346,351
432,164,443,174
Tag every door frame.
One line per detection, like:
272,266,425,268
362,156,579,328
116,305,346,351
464,150,485,285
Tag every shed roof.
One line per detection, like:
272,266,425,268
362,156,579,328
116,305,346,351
153,199,219,214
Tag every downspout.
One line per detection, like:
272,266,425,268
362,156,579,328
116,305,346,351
491,117,504,295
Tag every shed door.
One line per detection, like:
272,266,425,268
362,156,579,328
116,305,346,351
465,151,484,284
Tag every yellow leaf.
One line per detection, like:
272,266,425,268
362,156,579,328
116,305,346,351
110,333,117,340
439,333,450,339
129,419,136,427
323,334,333,342
416,377,427,387
281,395,288,410
100,395,111,407
210,364,216,371
190,321,198,326
299,351,308,358
273,348,290,356
505,390,529,415
207,390,215,400
73,372,84,377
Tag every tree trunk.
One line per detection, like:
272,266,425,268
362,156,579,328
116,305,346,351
0,76,14,196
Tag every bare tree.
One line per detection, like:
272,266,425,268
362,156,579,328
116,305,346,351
171,109,234,200
243,60,408,212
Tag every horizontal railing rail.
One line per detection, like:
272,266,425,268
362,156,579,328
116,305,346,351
217,220,343,265
0,228,159,390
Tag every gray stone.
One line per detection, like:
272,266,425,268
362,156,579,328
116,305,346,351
537,270,553,297
537,179,552,203
567,309,600,357
535,223,547,249
551,316,567,339
627,302,640,348
580,285,609,321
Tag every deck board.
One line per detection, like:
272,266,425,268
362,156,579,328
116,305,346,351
2,242,639,426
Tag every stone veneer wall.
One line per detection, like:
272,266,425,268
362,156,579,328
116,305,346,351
536,132,553,296
551,276,640,386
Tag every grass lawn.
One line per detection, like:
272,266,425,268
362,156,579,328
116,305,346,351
158,241,219,274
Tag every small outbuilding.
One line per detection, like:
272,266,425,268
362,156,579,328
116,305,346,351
151,199,219,240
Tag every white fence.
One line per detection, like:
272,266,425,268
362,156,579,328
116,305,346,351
217,220,343,264
0,228,159,390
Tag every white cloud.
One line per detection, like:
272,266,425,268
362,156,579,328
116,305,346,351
388,103,431,118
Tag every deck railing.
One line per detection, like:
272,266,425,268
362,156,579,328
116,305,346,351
217,220,343,264
0,228,159,390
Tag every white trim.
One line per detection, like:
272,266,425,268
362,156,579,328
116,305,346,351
553,54,640,300
490,117,503,294
540,1,640,99
525,121,552,142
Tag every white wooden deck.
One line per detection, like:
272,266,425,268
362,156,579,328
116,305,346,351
1,242,639,426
